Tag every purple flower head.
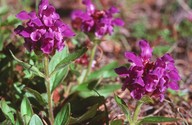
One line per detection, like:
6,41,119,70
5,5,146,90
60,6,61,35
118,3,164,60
14,0,75,55
71,0,124,38
115,40,180,102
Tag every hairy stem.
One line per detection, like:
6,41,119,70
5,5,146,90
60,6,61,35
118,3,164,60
44,56,54,125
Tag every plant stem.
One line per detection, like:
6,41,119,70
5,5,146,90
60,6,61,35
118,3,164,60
44,56,54,125
82,43,97,82
132,101,143,124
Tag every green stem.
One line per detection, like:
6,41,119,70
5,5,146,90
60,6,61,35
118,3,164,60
132,101,143,125
44,56,54,125
82,43,97,82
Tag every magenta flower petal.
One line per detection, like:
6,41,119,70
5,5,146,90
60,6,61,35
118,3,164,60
112,18,125,26
30,31,42,41
14,0,75,55
16,11,31,20
115,40,180,101
125,52,143,66
71,0,124,38
139,40,153,60
168,81,179,90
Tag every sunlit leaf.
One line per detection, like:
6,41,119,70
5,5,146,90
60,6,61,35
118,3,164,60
49,46,69,91
0,99,15,124
54,103,71,125
51,48,87,75
21,96,33,124
29,114,43,125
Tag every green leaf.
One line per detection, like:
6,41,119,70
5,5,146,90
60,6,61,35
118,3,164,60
114,95,131,122
97,84,121,97
110,119,123,125
70,104,98,124
10,50,45,78
0,6,8,16
29,114,43,125
51,48,87,76
54,103,71,125
21,96,33,124
87,62,118,81
0,100,15,124
25,88,47,106
49,47,69,91
139,116,179,124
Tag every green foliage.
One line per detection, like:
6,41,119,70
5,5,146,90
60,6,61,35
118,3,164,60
54,103,71,125
110,119,123,125
138,116,179,124
10,51,45,78
25,88,47,106
20,96,33,124
0,100,15,124
114,95,131,122
29,114,43,125
70,104,98,124
49,46,69,91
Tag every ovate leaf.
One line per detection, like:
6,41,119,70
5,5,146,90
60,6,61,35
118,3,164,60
10,50,44,78
54,103,71,125
21,96,33,124
51,48,87,76
49,47,69,91
29,114,43,125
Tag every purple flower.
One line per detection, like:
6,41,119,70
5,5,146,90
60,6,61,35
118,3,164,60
115,40,180,101
14,0,75,55
71,0,124,38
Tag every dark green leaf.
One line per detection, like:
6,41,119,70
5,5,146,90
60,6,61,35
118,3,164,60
114,95,130,121
29,114,43,125
51,48,87,75
25,88,47,106
54,103,71,125
10,50,45,78
21,96,33,124
0,100,15,124
70,104,98,124
110,119,123,125
139,116,179,124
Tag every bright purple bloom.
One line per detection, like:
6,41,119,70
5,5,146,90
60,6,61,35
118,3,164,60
115,40,180,101
14,0,75,55
71,0,124,38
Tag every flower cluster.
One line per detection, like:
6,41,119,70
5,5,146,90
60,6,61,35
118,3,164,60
71,0,124,38
14,0,75,55
115,40,180,101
